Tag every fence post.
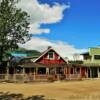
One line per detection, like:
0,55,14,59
5,67,9,81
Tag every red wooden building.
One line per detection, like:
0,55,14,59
15,46,85,81
30,46,83,80
31,46,68,80
34,46,67,64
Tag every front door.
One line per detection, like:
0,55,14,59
91,67,98,78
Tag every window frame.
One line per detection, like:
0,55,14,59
94,55,100,60
48,51,54,60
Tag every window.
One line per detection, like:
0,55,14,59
94,55,100,60
56,67,64,74
48,51,54,59
84,56,91,60
70,68,73,74
76,68,80,74
38,67,46,74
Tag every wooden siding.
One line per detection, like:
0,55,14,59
36,49,66,65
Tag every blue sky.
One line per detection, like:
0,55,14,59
18,0,100,59
34,0,100,49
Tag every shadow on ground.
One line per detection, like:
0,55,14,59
0,92,55,100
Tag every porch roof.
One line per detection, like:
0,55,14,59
18,62,47,68
71,64,85,67
19,62,100,68
71,63,100,67
46,63,69,68
18,62,69,68
81,63,100,67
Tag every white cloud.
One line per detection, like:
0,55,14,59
16,1,86,60
17,0,70,34
18,37,87,60
29,23,50,34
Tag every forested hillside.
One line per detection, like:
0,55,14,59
12,48,41,57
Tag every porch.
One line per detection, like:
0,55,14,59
0,63,82,82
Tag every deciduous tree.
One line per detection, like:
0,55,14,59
0,0,31,62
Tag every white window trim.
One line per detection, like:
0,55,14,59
48,52,54,60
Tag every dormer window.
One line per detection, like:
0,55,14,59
48,51,54,59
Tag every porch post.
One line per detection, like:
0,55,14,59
36,67,38,75
6,61,10,80
54,67,58,80
46,67,49,79
33,68,36,80
64,67,67,77
69,67,71,80
80,67,82,78
90,67,92,79
23,68,25,74
55,67,56,74
64,67,66,75
73,67,75,74
98,67,100,78
64,67,67,79
35,67,38,80
46,67,49,75
6,67,9,80
22,68,25,82
66,67,69,79
86,67,88,78
13,67,16,81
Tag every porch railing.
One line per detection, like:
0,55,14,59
65,74,81,80
0,74,81,82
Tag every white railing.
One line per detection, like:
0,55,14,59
0,74,82,82
68,74,81,80
0,74,48,82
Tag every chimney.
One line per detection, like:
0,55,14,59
48,46,52,49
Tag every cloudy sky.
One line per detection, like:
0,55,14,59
17,0,100,59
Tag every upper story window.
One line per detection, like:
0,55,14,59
84,56,91,60
48,51,54,59
94,55,100,60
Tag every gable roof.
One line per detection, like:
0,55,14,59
33,47,68,63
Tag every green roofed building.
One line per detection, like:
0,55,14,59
82,48,100,64
81,47,100,78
